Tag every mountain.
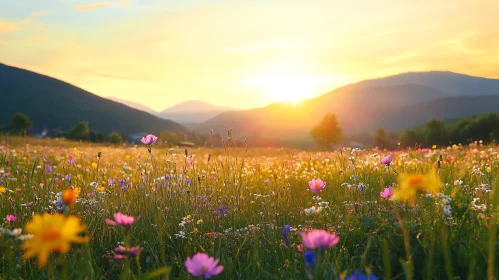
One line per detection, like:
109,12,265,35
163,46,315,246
0,63,186,136
354,71,499,96
106,97,158,115
158,100,235,124
200,71,499,145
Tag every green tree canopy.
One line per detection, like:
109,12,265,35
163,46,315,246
10,112,33,136
67,121,90,141
310,114,342,147
108,132,123,144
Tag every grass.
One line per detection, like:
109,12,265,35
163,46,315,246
0,136,498,279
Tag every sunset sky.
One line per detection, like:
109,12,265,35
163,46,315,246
1,0,498,111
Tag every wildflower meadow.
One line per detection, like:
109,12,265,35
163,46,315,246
0,135,498,279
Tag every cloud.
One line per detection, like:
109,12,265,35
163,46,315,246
0,11,48,33
75,0,130,12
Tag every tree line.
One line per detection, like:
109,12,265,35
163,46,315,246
310,113,499,149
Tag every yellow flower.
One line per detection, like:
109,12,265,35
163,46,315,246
197,219,203,225
432,145,437,149
73,187,81,197
96,185,105,192
391,170,441,202
126,155,131,160
21,213,89,267
91,162,98,169
0,186,5,193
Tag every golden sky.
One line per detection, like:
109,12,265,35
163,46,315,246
1,0,499,111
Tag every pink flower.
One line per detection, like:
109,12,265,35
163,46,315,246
185,253,224,279
300,229,340,249
5,214,17,222
105,212,135,228
380,155,392,165
141,134,158,145
380,187,393,199
114,245,140,259
308,178,326,193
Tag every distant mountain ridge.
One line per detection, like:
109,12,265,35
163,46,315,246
158,100,236,124
0,63,186,135
107,97,158,115
200,71,499,144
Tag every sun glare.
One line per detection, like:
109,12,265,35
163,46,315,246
244,73,321,104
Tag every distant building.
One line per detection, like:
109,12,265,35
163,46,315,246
178,141,196,147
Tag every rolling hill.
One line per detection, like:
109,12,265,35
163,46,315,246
106,96,158,115
158,100,235,124
200,71,499,144
0,63,186,136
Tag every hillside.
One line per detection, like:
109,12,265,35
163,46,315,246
158,100,235,124
200,71,499,143
0,63,186,135
106,97,158,115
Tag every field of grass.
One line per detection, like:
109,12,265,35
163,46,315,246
0,136,498,279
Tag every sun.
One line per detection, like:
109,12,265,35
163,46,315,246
244,73,318,104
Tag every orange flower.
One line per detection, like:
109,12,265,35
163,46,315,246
62,189,76,207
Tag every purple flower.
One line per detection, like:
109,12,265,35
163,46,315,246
264,179,269,185
216,205,228,216
108,178,115,185
141,134,158,145
184,253,224,279
343,270,378,280
45,166,52,173
186,179,192,186
105,212,135,228
380,155,393,166
64,174,71,182
283,225,291,245
304,250,316,272
114,245,140,259
300,229,340,250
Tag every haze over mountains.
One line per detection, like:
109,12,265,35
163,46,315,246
0,63,186,135
108,97,235,126
200,71,499,144
2,62,499,146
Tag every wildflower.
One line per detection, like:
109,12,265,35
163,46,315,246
308,178,326,193
0,186,5,193
114,245,140,259
304,250,317,272
62,189,76,207
91,162,98,169
264,179,269,185
141,134,158,145
343,269,378,280
5,214,17,222
184,253,224,279
217,205,228,216
197,219,203,225
186,179,192,186
283,224,291,245
105,212,135,228
300,229,340,249
380,155,392,166
380,187,393,199
21,213,89,267
391,170,441,202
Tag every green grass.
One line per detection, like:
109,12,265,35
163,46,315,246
0,136,498,279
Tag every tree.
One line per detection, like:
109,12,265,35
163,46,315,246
160,131,180,147
310,114,342,147
424,119,448,146
374,128,390,149
108,132,122,144
10,112,32,136
67,121,90,140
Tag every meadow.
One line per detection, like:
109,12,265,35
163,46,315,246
0,135,498,279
